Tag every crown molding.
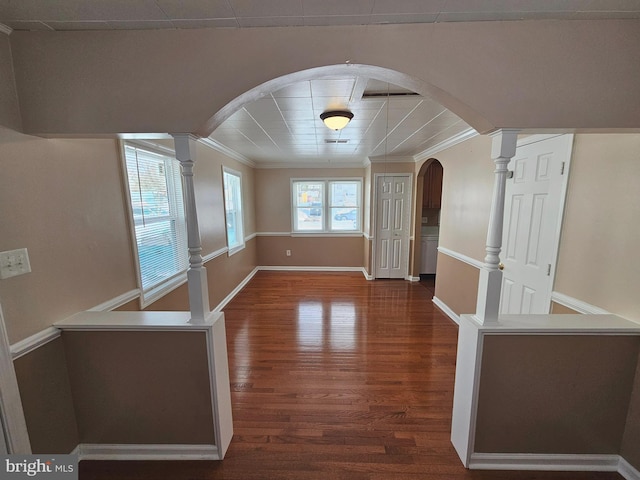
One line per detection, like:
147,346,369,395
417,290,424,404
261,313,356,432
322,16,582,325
368,155,415,164
199,138,256,168
414,128,478,162
256,160,366,169
0,23,12,35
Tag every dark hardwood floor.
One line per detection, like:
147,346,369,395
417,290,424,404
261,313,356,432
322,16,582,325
80,271,621,479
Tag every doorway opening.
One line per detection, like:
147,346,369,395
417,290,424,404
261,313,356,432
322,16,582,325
417,159,443,287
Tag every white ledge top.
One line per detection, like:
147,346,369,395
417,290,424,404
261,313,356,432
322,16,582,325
56,310,223,331
461,313,640,334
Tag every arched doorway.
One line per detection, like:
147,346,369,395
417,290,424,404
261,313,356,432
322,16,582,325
414,158,443,289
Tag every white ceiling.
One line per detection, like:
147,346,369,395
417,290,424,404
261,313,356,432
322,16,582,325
210,77,471,167
2,0,638,167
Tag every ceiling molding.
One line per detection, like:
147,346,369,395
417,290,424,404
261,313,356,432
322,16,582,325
256,161,367,170
0,23,12,35
368,155,416,164
199,138,256,168
414,128,478,162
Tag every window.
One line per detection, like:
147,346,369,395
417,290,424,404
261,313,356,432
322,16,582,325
223,167,245,254
292,179,362,233
123,142,188,305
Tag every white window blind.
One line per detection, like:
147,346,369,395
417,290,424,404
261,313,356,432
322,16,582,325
123,144,188,303
223,167,245,253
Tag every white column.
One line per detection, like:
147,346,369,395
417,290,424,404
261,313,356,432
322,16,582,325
172,133,210,323
474,129,519,324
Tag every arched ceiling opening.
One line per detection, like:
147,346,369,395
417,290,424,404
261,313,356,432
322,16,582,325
205,64,475,167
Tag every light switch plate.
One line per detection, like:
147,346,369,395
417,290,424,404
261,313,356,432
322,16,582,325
0,248,31,279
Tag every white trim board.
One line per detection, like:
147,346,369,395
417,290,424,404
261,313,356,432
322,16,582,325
432,296,460,325
414,127,478,162
213,267,259,312
76,443,221,461
10,327,61,360
551,291,611,315
437,246,484,270
469,453,620,471
88,289,140,312
619,457,640,480
469,453,640,479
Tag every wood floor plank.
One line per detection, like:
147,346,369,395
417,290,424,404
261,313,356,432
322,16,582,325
79,272,623,479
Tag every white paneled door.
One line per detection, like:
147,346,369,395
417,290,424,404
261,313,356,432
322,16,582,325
375,175,412,279
500,135,573,314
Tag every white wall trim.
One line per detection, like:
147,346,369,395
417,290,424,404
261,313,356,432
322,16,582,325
202,246,229,264
87,289,141,312
256,231,291,236
213,267,259,312
437,246,484,270
257,161,365,169
551,291,611,315
0,305,32,453
10,327,61,360
76,443,220,461
407,276,420,282
469,453,620,471
245,232,257,242
0,23,12,35
198,137,255,168
432,296,460,325
619,457,640,480
414,128,478,162
259,266,366,274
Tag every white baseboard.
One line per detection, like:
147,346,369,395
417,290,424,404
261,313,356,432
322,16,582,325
76,443,220,461
213,267,259,312
432,296,460,325
619,457,640,480
408,276,420,282
469,453,620,471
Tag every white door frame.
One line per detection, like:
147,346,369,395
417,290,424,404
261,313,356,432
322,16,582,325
371,173,414,280
0,304,32,453
502,133,573,313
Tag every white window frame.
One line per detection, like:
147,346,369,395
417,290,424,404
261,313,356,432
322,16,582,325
121,140,188,307
222,166,245,255
291,178,363,234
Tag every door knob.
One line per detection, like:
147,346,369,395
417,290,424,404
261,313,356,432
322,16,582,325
498,262,504,271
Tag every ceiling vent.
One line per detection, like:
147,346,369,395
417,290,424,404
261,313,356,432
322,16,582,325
325,139,349,144
361,92,421,98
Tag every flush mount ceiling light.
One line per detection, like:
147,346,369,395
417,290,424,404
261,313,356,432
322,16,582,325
320,110,354,131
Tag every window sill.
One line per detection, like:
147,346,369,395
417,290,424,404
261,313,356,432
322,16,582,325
227,243,245,257
140,271,188,309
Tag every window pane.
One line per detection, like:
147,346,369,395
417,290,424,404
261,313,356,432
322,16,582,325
124,144,187,294
294,182,324,231
329,181,360,231
223,169,244,250
330,182,359,207
330,207,359,231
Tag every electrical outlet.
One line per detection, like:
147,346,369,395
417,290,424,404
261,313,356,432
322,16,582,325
0,248,31,279
286,250,291,257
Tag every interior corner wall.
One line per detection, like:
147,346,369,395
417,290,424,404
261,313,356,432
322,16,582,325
554,134,640,324
0,34,21,131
